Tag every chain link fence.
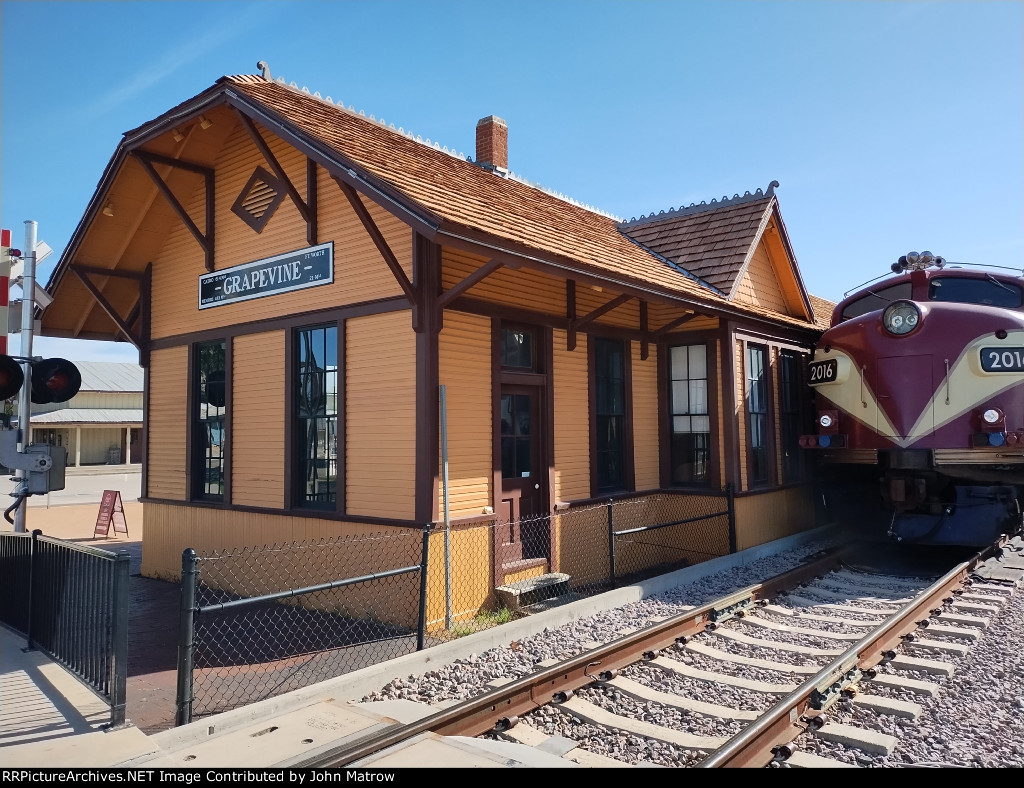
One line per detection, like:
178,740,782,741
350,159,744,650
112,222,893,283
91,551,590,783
175,488,733,724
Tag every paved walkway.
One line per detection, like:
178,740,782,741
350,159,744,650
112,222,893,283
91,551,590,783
2,497,182,737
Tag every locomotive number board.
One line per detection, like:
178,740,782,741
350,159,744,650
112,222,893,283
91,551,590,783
980,347,1024,373
808,359,838,385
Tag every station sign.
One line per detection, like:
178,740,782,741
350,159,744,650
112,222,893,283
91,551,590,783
199,242,334,309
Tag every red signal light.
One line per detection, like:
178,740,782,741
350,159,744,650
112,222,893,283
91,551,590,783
0,355,25,400
31,358,82,404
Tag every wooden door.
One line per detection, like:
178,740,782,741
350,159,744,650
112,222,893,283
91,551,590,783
498,386,550,563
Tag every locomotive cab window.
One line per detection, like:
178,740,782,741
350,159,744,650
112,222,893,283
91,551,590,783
840,282,913,320
929,277,1023,308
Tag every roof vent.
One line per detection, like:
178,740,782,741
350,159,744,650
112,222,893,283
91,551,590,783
476,115,508,172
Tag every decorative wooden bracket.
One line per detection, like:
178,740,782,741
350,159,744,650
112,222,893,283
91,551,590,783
234,110,317,245
568,292,633,351
132,151,215,271
333,176,417,305
652,312,699,338
70,264,148,350
437,258,504,308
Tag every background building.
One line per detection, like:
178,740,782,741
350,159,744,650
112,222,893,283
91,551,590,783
18,360,143,467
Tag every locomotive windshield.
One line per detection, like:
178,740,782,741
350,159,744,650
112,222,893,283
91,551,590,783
840,282,913,320
929,277,1022,308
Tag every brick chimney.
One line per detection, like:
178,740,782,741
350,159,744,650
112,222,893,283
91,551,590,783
476,115,508,171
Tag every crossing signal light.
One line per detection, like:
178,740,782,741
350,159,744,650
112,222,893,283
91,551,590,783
0,355,81,404
31,358,82,404
0,355,24,400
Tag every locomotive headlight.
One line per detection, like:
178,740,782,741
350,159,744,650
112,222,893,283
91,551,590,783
983,408,1003,425
819,414,833,428
882,301,922,336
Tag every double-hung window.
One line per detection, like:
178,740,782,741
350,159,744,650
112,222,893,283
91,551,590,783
669,344,710,485
593,337,627,493
193,340,226,501
295,324,339,509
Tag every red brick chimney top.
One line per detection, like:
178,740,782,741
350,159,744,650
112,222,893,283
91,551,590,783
476,115,508,172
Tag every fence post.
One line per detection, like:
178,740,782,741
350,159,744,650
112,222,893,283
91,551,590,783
726,483,736,554
607,502,617,589
175,548,198,727
416,523,430,651
108,550,130,728
26,529,41,650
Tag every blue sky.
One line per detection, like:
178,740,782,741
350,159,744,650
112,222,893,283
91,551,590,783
2,0,1021,365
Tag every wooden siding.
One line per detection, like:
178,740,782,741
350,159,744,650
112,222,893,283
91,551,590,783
346,311,416,519
148,119,412,340
734,486,817,551
733,240,788,314
231,331,285,509
437,311,492,520
631,342,659,490
424,526,494,630
140,501,420,584
442,247,567,317
552,329,589,503
147,346,188,499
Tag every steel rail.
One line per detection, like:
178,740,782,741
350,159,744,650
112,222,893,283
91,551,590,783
697,542,1000,768
296,548,847,767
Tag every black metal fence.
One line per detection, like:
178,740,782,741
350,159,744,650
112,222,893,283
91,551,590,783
174,489,734,725
0,529,129,728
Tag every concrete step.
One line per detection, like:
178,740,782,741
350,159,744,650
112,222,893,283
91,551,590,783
496,572,571,611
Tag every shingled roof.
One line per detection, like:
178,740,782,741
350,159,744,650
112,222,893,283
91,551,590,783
618,183,777,296
47,68,826,335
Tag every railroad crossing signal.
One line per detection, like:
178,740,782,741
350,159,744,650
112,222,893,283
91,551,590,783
0,354,82,500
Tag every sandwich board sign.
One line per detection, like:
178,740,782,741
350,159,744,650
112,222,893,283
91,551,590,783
95,490,129,537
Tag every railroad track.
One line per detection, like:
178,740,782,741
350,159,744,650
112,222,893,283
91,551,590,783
291,537,1023,768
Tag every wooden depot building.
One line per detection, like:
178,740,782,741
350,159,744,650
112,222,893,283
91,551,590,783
43,64,832,597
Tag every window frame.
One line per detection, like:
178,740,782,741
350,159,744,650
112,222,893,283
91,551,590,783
665,341,713,488
589,335,634,496
744,342,773,488
778,349,808,484
190,339,228,503
289,322,343,513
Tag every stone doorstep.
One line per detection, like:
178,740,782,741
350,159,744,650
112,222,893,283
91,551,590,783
495,572,571,610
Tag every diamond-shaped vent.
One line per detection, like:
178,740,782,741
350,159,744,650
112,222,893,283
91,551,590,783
231,166,287,233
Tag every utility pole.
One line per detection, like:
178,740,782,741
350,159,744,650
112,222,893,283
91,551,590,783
12,220,37,533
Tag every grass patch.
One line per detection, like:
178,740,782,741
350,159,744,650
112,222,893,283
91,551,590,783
449,607,516,638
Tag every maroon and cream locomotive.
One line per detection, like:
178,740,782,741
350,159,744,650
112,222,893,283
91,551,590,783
802,251,1024,546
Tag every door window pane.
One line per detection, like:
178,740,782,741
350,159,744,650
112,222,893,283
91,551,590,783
500,329,534,370
500,393,533,478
